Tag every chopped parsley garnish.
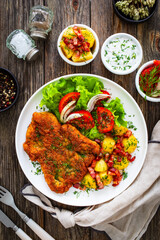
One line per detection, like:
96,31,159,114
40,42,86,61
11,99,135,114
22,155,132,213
73,191,81,198
122,171,128,180
31,162,43,175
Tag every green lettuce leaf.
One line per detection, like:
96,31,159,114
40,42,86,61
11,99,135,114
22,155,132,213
39,76,104,119
103,97,127,127
87,126,105,140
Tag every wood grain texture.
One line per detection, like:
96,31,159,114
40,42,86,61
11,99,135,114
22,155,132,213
0,0,159,240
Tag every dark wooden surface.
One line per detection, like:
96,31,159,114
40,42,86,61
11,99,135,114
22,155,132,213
0,0,160,239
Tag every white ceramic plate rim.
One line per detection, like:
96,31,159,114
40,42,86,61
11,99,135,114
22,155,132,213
101,33,143,75
15,73,148,206
57,24,99,66
135,60,160,102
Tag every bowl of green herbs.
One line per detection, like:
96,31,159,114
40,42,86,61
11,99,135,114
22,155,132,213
113,0,157,23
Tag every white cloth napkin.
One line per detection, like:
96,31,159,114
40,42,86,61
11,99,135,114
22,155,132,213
21,121,160,240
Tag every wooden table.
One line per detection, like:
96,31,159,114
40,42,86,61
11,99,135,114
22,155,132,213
0,0,160,239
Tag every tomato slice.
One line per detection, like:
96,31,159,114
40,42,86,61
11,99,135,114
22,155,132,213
67,110,95,130
101,90,110,95
97,107,114,133
59,92,80,113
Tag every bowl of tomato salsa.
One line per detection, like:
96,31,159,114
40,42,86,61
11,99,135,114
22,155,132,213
57,24,99,66
135,60,160,102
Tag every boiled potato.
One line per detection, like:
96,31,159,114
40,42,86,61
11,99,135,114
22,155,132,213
99,171,113,185
94,159,108,172
113,124,127,136
81,173,97,189
81,29,95,48
113,156,129,170
122,135,137,154
60,40,74,59
102,136,116,154
72,51,93,62
63,27,76,39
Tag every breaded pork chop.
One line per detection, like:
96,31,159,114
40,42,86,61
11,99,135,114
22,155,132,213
23,112,100,193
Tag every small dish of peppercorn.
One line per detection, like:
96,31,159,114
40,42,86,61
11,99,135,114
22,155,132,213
113,0,157,23
0,68,19,112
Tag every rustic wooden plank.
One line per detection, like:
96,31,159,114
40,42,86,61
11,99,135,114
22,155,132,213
0,0,159,240
44,0,92,239
0,0,45,239
44,0,91,83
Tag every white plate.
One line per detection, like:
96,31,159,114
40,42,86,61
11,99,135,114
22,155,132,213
15,74,148,206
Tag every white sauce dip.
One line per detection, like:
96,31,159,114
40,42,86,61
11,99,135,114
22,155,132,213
104,37,139,72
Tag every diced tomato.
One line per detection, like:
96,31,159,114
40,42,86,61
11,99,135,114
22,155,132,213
63,38,73,45
97,107,114,133
73,37,78,46
67,110,95,130
63,26,92,55
59,92,80,113
82,42,90,52
73,26,85,41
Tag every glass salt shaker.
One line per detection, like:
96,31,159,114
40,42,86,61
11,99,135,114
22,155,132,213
6,29,39,61
29,5,53,40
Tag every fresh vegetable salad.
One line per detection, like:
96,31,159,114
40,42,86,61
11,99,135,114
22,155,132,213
139,60,160,98
40,76,138,190
60,26,95,62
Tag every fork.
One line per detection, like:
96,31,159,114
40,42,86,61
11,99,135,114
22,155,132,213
0,186,55,240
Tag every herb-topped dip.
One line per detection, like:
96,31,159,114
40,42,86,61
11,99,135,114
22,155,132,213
101,33,143,75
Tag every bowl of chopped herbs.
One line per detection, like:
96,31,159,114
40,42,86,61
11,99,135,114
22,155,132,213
0,68,19,112
135,60,160,102
113,0,157,23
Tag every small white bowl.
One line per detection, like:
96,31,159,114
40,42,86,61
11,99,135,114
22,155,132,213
57,24,99,66
101,33,143,75
135,60,160,102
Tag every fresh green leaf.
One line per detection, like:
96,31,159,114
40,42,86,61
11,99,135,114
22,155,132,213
40,76,104,119
82,125,104,140
103,97,127,127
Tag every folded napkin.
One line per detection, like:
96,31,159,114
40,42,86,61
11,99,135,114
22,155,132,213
21,121,160,240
